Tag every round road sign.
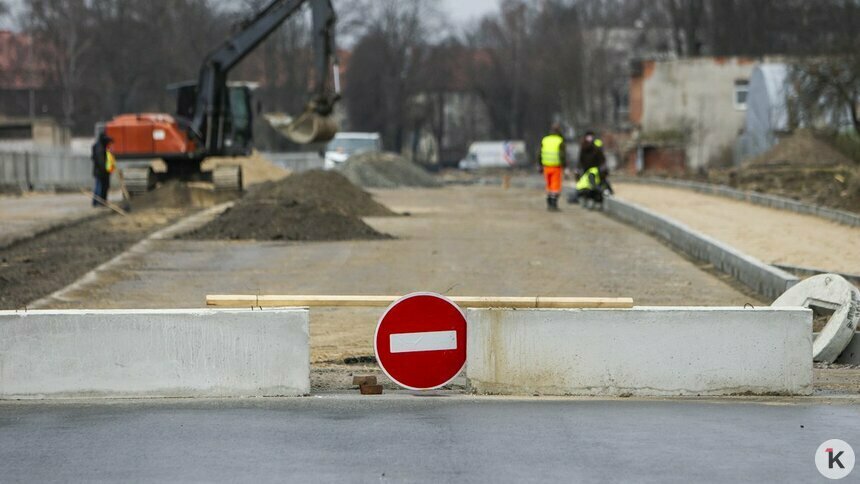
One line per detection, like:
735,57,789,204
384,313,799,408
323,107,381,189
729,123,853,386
374,292,467,390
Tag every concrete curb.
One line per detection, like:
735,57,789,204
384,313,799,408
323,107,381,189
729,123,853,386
466,307,813,396
604,197,799,301
29,202,234,309
0,308,310,399
618,177,860,227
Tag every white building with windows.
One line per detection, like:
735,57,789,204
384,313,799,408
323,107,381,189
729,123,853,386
630,57,774,168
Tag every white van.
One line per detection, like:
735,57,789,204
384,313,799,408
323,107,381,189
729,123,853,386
458,141,527,170
324,132,382,170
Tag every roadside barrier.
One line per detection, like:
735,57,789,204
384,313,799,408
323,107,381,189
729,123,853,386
466,307,812,396
0,308,309,399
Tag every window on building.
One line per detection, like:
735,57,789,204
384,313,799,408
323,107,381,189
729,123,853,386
734,79,749,110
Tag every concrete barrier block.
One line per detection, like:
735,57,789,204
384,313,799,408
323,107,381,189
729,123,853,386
0,309,309,399
466,307,812,397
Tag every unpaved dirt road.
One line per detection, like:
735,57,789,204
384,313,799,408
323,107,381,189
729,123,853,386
0,192,101,248
35,186,756,371
616,183,860,274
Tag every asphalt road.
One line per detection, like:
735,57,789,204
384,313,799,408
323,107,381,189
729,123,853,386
1,396,857,483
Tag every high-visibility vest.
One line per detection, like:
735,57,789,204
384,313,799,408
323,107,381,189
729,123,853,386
576,167,601,190
106,150,116,174
540,134,564,167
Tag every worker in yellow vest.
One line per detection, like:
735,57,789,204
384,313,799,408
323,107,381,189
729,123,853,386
539,123,566,211
91,132,114,207
572,166,605,209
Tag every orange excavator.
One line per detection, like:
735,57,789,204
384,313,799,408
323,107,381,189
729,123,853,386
102,0,340,194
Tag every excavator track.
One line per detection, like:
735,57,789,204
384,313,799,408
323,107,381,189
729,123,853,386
212,165,243,192
121,166,156,197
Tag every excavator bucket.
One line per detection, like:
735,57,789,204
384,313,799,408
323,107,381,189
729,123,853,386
283,109,338,145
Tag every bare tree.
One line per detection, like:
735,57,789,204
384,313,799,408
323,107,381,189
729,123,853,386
790,57,860,136
26,0,94,129
343,0,443,151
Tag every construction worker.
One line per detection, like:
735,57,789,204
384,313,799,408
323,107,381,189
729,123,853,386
578,131,605,173
539,122,566,211
91,132,115,207
572,166,604,208
569,131,612,204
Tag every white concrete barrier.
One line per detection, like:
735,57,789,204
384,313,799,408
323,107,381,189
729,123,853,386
0,309,309,399
466,307,812,396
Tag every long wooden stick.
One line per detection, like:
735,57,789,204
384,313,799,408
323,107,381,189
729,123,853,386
206,295,634,309
81,189,128,216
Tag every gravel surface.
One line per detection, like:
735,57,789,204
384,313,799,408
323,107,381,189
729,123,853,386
339,152,442,188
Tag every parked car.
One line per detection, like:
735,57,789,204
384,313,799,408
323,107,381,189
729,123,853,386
323,132,382,170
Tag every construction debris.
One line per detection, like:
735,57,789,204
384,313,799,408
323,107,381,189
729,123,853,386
352,376,377,387
183,170,393,241
339,152,442,189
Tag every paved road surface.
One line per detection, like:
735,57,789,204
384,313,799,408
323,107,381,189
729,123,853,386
616,183,860,274
0,396,857,482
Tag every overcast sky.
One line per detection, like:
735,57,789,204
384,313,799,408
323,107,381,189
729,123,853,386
443,0,500,23
1,0,502,29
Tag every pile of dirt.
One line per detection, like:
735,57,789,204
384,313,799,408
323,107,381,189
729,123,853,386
705,162,860,212
656,131,860,213
748,130,854,167
184,170,393,241
339,152,441,189
699,131,860,213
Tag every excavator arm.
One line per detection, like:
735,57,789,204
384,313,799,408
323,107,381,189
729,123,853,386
188,0,339,149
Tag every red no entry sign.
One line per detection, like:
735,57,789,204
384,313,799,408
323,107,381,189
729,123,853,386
374,293,467,390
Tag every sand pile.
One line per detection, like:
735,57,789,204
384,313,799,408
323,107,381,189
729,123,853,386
184,170,394,241
339,152,441,189
202,151,290,187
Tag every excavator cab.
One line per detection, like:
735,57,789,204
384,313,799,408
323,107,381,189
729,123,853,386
171,82,255,157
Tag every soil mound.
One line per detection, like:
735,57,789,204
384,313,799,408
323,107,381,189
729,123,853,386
339,152,441,189
247,170,394,217
748,130,853,167
184,170,393,241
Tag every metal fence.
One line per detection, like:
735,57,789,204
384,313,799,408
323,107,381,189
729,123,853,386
0,151,93,191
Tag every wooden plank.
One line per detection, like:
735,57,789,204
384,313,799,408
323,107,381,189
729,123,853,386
206,295,634,309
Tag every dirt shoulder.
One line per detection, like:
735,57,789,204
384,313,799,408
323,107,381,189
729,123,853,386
0,184,237,310
0,207,196,310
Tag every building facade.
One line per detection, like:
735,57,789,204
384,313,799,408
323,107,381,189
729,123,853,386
629,57,767,169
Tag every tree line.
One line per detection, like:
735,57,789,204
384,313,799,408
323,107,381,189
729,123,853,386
3,0,858,153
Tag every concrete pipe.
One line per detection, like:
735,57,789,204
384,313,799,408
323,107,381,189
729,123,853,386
772,274,860,363
283,110,338,145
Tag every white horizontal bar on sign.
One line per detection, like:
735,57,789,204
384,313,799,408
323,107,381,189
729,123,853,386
390,330,457,354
